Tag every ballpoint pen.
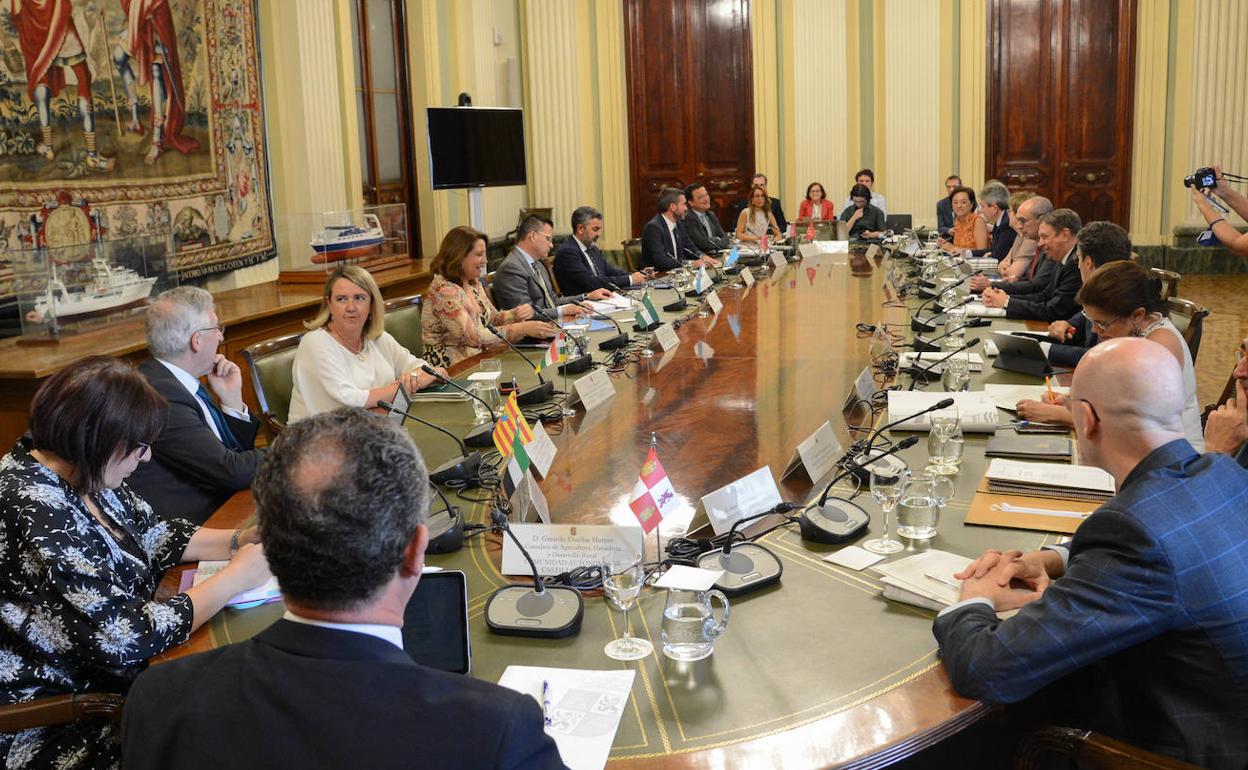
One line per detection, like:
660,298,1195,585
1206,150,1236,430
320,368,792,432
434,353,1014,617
542,680,552,726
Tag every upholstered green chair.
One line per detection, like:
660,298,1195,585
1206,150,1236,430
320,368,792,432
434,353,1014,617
384,294,424,357
1148,267,1181,302
241,331,305,437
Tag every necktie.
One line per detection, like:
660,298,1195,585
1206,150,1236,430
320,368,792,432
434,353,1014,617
699,212,713,237
530,260,556,306
196,384,242,451
583,246,600,276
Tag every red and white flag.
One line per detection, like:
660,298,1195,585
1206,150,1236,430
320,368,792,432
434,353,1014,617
627,446,677,534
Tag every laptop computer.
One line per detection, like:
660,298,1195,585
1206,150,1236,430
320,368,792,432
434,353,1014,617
884,214,912,232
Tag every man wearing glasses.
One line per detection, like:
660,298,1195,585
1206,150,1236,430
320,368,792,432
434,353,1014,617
936,338,1248,768
128,286,264,523
493,214,609,319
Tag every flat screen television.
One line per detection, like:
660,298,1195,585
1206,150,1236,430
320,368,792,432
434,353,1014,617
426,107,527,190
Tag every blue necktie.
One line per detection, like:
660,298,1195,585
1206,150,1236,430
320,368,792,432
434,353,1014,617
196,384,242,451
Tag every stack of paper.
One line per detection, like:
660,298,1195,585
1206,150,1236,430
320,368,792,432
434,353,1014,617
984,434,1073,460
886,391,1000,433
408,379,472,402
983,383,1070,411
965,303,1007,318
967,257,1000,273
898,352,986,372
498,666,636,770
985,458,1116,501
873,550,1021,617
193,562,281,608
586,296,633,314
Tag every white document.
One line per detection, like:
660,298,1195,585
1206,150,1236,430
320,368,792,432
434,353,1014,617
498,666,636,770
872,549,973,606
700,466,784,536
781,421,843,482
706,290,723,314
526,421,558,478
966,303,1007,318
467,371,502,382
740,267,756,287
654,565,724,591
569,368,616,412
885,391,1000,433
898,352,986,372
652,322,680,352
586,296,633,314
194,562,280,608
983,383,1070,412
985,458,1116,494
500,523,645,576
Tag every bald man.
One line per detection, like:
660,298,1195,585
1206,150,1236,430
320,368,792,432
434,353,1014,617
934,338,1248,769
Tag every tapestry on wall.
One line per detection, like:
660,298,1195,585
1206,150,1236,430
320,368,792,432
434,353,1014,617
0,0,273,302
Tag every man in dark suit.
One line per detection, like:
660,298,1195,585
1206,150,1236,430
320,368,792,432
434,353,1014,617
126,287,263,524
122,408,567,770
1041,221,1133,366
935,338,1248,769
982,208,1083,321
493,214,610,319
551,206,645,295
936,175,960,237
732,173,788,232
641,187,717,271
681,182,731,254
976,182,1017,261
969,195,1054,295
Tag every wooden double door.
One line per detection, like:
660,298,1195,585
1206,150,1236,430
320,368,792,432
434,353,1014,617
624,0,754,236
987,0,1137,226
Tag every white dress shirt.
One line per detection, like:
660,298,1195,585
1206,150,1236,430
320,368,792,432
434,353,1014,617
156,359,250,444
283,610,404,649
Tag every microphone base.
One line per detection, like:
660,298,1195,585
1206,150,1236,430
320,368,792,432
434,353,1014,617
916,287,938,300
632,321,663,332
463,420,496,448
800,500,871,544
426,508,464,554
724,266,743,275
910,317,937,333
485,585,584,638
907,366,942,384
684,289,708,298
695,543,783,598
428,452,482,486
517,381,555,406
910,338,940,354
844,450,909,485
663,299,688,312
556,354,593,376
598,333,630,351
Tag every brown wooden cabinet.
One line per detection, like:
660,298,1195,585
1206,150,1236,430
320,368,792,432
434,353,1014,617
987,0,1137,226
624,0,755,235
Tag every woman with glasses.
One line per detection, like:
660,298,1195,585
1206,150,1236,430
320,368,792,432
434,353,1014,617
838,183,887,239
0,357,271,769
936,186,989,253
1016,261,1203,449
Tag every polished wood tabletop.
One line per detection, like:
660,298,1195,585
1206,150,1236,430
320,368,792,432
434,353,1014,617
159,250,1067,768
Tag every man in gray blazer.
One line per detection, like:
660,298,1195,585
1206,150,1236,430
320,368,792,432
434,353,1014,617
492,214,610,320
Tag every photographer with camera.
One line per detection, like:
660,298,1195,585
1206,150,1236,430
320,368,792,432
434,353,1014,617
1189,165,1248,256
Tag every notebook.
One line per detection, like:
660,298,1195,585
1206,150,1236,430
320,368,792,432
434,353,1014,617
984,434,1073,460
984,458,1115,502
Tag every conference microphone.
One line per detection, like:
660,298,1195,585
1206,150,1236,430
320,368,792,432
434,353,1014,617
425,482,465,554
907,337,980,390
911,294,974,333
859,398,955,458
378,400,483,486
574,301,629,351
695,502,799,597
484,506,584,638
481,322,556,406
916,257,967,289
418,365,498,448
804,437,920,535
907,318,992,352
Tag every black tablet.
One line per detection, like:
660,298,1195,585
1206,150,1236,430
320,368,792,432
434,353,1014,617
401,570,471,675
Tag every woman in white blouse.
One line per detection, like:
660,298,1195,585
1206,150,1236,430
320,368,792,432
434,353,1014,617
288,265,447,421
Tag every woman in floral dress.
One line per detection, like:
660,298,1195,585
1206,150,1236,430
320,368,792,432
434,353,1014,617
0,357,271,769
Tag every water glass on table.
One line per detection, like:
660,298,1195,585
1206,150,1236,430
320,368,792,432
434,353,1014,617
469,380,499,423
941,353,971,392
602,559,652,661
864,467,908,555
926,405,963,476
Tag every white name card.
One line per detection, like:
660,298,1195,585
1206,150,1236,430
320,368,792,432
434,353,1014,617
701,466,784,536
741,267,756,287
865,244,880,260
500,523,645,576
653,322,680,352
526,420,558,478
508,473,551,524
844,366,874,410
569,367,616,411
770,251,787,270
706,290,723,314
781,421,844,482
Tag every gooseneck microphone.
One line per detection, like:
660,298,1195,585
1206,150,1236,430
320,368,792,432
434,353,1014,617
824,435,921,500
483,507,584,638
418,365,498,448
425,482,465,554
482,322,556,405
800,436,920,542
911,294,974,333
574,301,630,351
378,400,482,486
695,503,796,597
860,398,956,457
907,337,980,390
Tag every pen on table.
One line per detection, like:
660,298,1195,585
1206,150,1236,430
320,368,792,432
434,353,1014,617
925,573,961,590
542,679,552,726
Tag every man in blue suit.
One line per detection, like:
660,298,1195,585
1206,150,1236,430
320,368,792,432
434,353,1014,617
934,338,1248,769
936,175,960,237
641,187,718,271
975,182,1017,262
552,206,645,295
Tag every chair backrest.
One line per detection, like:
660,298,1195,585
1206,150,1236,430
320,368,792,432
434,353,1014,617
1016,725,1203,770
241,331,305,437
1149,267,1181,302
1201,341,1243,427
384,294,423,357
1165,296,1210,364
620,238,641,272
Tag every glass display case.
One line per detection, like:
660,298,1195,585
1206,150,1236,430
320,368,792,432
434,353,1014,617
13,234,176,343
278,203,409,283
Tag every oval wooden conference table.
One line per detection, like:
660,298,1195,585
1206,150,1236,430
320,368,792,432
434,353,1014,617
158,248,1063,769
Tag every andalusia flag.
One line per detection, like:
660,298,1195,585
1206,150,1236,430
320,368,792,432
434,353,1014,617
627,445,677,534
535,332,569,374
492,391,534,457
633,294,660,328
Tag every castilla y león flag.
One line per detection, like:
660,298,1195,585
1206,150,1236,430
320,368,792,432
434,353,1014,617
627,446,677,534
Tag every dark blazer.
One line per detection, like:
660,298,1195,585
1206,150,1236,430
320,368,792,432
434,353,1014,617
936,197,954,236
1003,247,1082,321
121,619,567,770
641,213,697,271
1047,311,1097,368
126,358,262,524
732,197,787,233
984,211,1018,262
934,441,1248,769
551,236,631,295
493,248,585,315
681,208,730,254
996,252,1058,296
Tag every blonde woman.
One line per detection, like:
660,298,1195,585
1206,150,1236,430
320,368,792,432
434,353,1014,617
735,185,784,243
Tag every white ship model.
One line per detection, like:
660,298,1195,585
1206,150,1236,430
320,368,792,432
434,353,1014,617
25,258,158,324
310,213,385,263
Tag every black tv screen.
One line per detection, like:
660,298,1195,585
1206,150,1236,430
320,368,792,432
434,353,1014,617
427,107,527,189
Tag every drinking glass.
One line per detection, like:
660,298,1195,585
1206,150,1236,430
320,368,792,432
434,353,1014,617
469,381,498,423
602,559,653,661
927,406,963,476
941,354,971,392
864,467,907,554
